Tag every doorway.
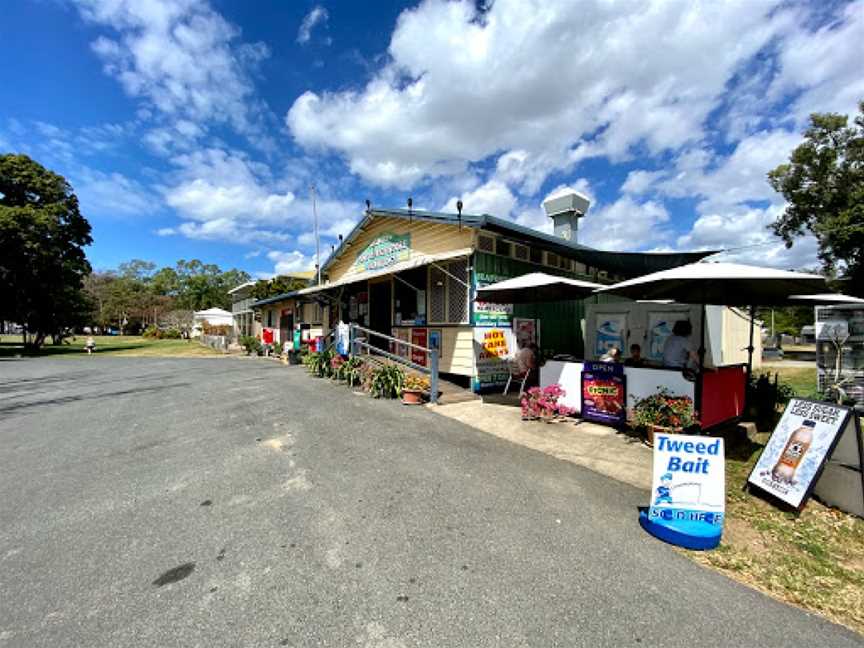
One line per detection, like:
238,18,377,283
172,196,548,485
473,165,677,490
369,280,392,348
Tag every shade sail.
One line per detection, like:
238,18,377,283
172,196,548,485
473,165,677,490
595,262,827,306
476,272,605,304
787,293,864,305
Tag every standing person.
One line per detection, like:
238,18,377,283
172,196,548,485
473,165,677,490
662,320,698,369
85,336,96,355
601,346,621,363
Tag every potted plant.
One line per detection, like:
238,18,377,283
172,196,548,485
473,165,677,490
402,373,430,405
370,365,405,399
330,355,346,382
630,388,699,446
520,384,573,422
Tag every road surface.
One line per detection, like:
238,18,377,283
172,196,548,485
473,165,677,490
0,357,860,647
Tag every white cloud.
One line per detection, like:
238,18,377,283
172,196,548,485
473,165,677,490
579,197,671,251
297,6,330,45
676,204,820,269
156,227,176,236
73,166,155,217
442,179,516,217
76,0,270,137
768,1,864,126
287,0,788,188
267,250,313,274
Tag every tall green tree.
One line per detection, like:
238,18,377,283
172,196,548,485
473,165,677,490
0,154,93,348
250,275,311,300
768,101,864,296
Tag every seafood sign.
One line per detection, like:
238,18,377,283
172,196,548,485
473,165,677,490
747,398,853,509
581,361,626,426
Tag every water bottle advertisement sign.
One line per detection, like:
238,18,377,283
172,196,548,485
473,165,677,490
747,398,854,509
640,433,726,550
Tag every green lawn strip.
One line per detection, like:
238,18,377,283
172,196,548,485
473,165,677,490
688,445,864,635
0,335,222,357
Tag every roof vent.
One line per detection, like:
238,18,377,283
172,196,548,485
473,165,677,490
542,189,590,243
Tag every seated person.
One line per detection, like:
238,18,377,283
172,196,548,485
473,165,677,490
662,320,698,369
624,343,644,367
601,346,621,363
514,341,537,375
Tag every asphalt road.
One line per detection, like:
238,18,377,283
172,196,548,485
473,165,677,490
0,357,860,648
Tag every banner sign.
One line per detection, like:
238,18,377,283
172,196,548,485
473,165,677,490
354,232,411,272
473,272,513,326
581,361,626,426
514,317,540,349
473,327,516,391
594,314,626,358
747,398,853,510
641,433,726,550
411,328,428,367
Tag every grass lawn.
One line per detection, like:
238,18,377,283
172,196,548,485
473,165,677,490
690,442,864,635
0,335,223,358
687,359,863,634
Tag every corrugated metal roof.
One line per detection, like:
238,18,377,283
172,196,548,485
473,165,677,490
321,207,715,278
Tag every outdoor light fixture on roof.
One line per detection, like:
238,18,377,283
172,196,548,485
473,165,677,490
457,199,463,230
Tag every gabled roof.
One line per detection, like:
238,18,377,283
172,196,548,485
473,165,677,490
322,207,716,278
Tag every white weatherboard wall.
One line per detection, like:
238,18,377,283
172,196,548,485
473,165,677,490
540,361,695,414
585,303,759,368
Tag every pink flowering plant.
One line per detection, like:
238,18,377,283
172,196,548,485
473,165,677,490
520,384,574,421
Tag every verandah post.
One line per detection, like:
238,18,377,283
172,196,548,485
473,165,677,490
430,349,439,405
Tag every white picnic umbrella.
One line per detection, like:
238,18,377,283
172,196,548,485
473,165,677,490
594,262,827,305
476,272,605,304
788,293,864,305
596,262,829,400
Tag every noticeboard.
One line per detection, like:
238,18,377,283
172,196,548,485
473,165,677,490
581,361,626,426
747,398,856,510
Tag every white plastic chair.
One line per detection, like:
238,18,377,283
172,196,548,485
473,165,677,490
503,361,529,396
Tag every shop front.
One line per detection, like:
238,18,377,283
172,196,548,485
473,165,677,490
250,204,713,387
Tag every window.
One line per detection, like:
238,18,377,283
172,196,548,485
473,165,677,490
394,267,427,325
477,234,495,253
546,252,559,268
428,259,469,324
513,244,529,261
495,238,512,257
573,261,587,275
558,256,571,271
530,247,542,264
266,310,273,327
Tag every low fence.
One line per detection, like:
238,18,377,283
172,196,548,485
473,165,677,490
199,334,231,352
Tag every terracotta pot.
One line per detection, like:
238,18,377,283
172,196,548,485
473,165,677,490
644,423,683,447
401,389,424,405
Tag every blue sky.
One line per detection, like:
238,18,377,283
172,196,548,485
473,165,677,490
1,0,861,277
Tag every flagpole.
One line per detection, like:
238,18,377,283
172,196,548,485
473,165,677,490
311,183,320,286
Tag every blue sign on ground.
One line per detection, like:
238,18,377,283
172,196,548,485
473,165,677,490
639,433,726,551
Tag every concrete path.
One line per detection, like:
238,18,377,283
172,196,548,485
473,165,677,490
433,400,654,490
0,358,860,647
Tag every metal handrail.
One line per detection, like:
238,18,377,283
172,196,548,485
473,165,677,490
348,323,439,404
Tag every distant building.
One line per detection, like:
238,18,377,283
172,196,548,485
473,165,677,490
192,308,234,338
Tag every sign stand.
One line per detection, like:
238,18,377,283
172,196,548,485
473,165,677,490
746,398,858,515
639,433,726,550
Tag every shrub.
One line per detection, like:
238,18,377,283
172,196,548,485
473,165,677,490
143,325,160,339
240,335,262,356
521,384,574,420
403,373,430,392
630,388,698,430
161,328,181,339
370,364,405,399
343,357,365,387
203,323,232,336
272,341,283,355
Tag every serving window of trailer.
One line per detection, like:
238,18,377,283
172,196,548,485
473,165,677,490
428,258,470,325
393,266,427,326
